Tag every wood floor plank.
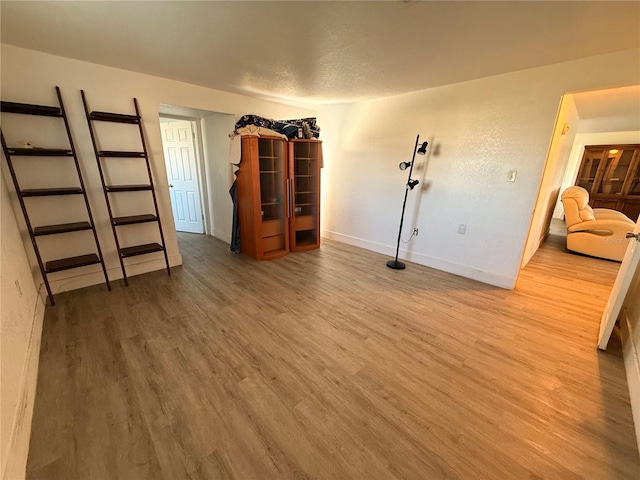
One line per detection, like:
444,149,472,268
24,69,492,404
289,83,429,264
26,233,639,479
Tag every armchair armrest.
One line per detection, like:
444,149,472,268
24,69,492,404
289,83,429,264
568,218,635,235
593,208,634,222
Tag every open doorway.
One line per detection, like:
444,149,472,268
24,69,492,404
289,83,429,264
520,85,640,273
157,104,238,255
159,117,205,234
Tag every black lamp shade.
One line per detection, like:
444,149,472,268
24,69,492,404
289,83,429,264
417,141,428,155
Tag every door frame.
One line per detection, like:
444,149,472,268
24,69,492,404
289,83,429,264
159,114,210,235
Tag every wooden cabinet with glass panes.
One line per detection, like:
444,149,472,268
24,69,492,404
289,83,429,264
236,136,322,260
575,145,640,221
288,139,321,251
237,136,289,260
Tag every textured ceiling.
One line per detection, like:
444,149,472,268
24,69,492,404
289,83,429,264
2,1,639,105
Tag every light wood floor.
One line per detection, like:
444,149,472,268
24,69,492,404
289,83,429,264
26,233,639,479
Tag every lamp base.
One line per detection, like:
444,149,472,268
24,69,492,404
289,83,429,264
386,260,406,270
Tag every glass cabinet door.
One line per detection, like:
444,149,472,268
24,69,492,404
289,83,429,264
289,140,320,250
258,138,287,254
626,154,640,196
596,148,635,195
576,148,604,193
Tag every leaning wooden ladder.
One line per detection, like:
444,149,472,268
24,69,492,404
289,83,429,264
80,90,170,285
1,86,111,306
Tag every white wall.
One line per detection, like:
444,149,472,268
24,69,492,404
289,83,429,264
1,44,314,294
1,178,46,480
521,94,579,267
201,113,237,243
552,130,640,220
318,48,640,288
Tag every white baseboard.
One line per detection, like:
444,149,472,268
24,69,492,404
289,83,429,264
621,308,640,456
2,287,46,480
322,229,516,289
45,253,183,296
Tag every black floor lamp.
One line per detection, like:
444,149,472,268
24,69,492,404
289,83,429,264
386,134,428,269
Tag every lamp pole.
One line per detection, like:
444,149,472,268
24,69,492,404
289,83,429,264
387,134,422,270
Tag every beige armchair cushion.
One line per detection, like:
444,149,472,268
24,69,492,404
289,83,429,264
560,186,634,262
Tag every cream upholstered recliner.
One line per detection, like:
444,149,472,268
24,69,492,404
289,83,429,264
561,186,635,262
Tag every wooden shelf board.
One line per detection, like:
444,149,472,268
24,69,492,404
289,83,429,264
113,214,158,226
34,221,92,236
120,243,164,258
8,148,73,157
98,150,145,158
1,101,62,117
89,111,140,124
105,184,153,192
45,253,100,273
21,187,83,197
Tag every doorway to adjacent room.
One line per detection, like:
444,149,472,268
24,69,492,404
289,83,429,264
159,118,205,234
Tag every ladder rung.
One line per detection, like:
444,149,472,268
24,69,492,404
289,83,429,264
45,253,101,273
21,187,83,197
8,148,73,157
34,221,92,236
98,150,145,158
89,111,140,124
120,243,164,258
1,101,62,117
105,184,153,192
112,214,158,226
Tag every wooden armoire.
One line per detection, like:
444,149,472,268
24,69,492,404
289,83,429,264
236,135,321,260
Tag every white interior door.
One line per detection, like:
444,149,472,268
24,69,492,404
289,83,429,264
161,120,204,234
598,216,640,350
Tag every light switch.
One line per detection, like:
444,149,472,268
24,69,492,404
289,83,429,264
507,170,517,182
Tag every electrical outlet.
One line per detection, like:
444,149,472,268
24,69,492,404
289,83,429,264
458,224,467,235
413,228,419,236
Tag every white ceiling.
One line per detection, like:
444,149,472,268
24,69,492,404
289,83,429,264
572,85,640,134
2,1,639,105
573,85,640,120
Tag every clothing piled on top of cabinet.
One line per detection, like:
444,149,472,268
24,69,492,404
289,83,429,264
227,114,321,167
233,114,320,139
228,125,286,167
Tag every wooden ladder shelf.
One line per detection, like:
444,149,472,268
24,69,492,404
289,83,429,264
1,87,111,306
80,90,170,285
